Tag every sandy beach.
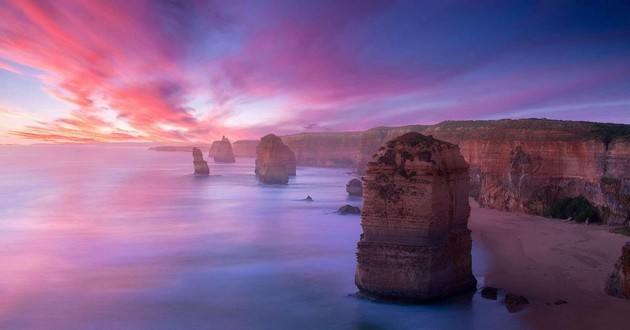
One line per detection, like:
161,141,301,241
470,200,630,329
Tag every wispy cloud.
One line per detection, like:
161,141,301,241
0,0,628,143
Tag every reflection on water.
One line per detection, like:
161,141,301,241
0,146,521,329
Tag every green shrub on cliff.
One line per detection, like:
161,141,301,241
548,196,599,223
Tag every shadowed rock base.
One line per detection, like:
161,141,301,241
355,230,477,301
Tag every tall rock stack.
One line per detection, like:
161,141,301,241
355,132,476,301
211,136,236,163
255,134,297,184
192,147,210,176
605,242,630,299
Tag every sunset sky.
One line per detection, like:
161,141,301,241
0,0,629,144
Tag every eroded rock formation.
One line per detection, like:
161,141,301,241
210,136,236,163
605,242,630,299
192,147,209,176
346,179,363,196
255,134,297,184
355,132,476,301
338,205,361,215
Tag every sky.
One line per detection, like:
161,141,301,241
0,0,629,144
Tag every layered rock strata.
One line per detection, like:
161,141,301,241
346,179,363,196
209,119,629,224
192,147,209,176
355,132,476,301
255,134,297,184
210,136,236,163
605,242,630,299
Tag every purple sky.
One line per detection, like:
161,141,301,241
0,0,629,143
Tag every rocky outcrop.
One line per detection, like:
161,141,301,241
209,136,236,163
338,205,361,215
346,179,363,196
481,287,498,300
605,242,630,299
255,134,297,184
355,132,476,301
192,147,209,176
504,294,529,313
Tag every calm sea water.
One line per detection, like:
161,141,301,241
0,145,521,329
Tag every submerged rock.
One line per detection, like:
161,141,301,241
505,294,529,313
255,134,297,184
210,136,236,163
192,147,209,176
338,205,361,215
304,195,314,201
481,287,498,300
605,242,630,299
355,132,476,301
346,179,363,197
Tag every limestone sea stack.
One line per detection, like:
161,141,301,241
605,242,630,299
192,147,210,176
355,132,476,301
210,136,236,163
346,179,363,196
255,134,297,184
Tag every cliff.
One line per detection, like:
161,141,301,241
355,132,476,301
157,119,630,224
255,134,297,184
280,132,363,168
209,137,236,163
419,120,630,225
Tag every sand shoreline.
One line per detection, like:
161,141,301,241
469,200,630,329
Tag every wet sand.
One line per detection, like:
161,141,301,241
470,201,630,329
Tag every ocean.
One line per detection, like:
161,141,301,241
0,145,521,329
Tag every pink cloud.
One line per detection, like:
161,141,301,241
1,1,628,143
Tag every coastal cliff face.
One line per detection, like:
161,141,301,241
281,132,362,168
355,132,476,301
209,137,236,163
255,134,297,184
351,120,630,225
232,140,258,157
423,120,630,225
192,147,209,176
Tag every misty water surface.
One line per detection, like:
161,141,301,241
0,146,521,329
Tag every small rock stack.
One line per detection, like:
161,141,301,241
255,134,297,184
605,242,630,299
346,179,363,196
192,147,210,175
210,136,236,163
355,132,476,301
